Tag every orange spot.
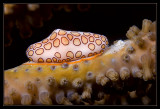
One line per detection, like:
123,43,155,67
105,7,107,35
66,51,74,59
71,31,80,36
61,37,69,45
58,60,61,63
66,58,71,62
30,45,33,49
32,44,36,50
55,52,61,58
34,43,42,49
67,34,73,41
100,50,104,53
101,35,106,42
89,36,94,42
28,50,34,56
83,32,90,36
46,58,52,63
27,48,30,52
44,42,52,50
95,39,102,46
75,51,82,58
53,38,60,47
94,52,97,55
42,39,49,43
33,43,41,50
38,58,44,63
106,41,109,45
88,43,95,51
81,35,88,44
101,44,105,49
94,34,99,38
62,59,66,62
88,53,93,57
29,57,33,61
81,55,86,58
73,38,81,46
58,30,67,35
50,32,57,40
35,48,44,55
52,57,57,62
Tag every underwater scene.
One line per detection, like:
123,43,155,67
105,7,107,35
4,4,156,105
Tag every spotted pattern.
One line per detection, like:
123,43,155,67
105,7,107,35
83,32,90,36
94,52,97,55
42,39,49,43
28,50,34,56
100,50,104,53
101,44,105,49
50,32,57,40
88,53,93,57
71,32,80,36
62,59,66,62
26,29,109,63
27,48,30,52
101,35,106,42
106,41,109,45
67,34,73,41
38,58,44,63
89,36,94,42
35,48,44,55
94,34,99,38
55,52,61,58
44,42,52,50
30,45,33,49
95,39,102,46
58,30,67,35
81,35,88,44
46,58,52,63
33,43,42,50
73,38,81,46
88,43,95,51
66,51,74,59
52,57,57,62
29,57,33,61
82,55,86,58
53,38,60,47
66,58,71,62
61,37,69,45
75,51,82,58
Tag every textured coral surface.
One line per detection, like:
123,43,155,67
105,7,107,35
4,19,156,105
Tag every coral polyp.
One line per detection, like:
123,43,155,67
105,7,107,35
4,19,156,105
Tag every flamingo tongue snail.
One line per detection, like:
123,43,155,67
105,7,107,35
4,19,156,105
26,29,109,63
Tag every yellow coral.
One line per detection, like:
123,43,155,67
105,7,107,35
4,19,156,105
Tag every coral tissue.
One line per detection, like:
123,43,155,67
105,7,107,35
4,19,156,105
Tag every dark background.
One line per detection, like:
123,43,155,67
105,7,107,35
4,4,156,70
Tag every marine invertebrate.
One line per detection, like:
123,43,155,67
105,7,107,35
26,29,108,63
4,19,156,105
